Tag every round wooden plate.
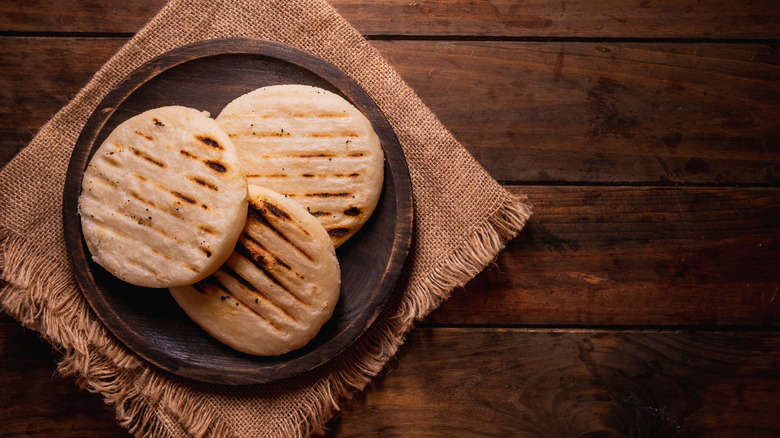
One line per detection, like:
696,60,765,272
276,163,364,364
62,38,413,385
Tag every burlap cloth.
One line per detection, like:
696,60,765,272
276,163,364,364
0,0,531,436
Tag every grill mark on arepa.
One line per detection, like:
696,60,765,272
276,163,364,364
119,209,182,243
180,149,197,159
263,201,311,237
101,155,120,167
219,264,300,322
343,207,361,216
234,243,310,307
288,192,351,198
249,131,292,138
128,190,184,220
132,148,166,168
222,112,349,121
306,132,360,139
149,247,173,260
134,131,154,141
166,187,212,212
170,190,197,204
179,149,227,173
248,172,359,179
263,201,290,220
180,150,228,175
195,135,223,149
193,277,218,294
293,153,335,159
194,276,283,331
128,260,162,279
246,202,314,262
89,171,118,188
254,152,370,160
204,160,227,173
241,233,301,278
198,225,215,235
182,264,200,273
187,175,219,191
291,112,349,118
246,173,288,178
327,227,350,238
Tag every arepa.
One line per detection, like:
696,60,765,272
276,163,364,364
79,106,248,288
169,185,341,356
216,84,384,248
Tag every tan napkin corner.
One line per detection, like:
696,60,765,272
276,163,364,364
0,0,531,436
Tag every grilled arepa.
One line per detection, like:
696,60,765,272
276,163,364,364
216,84,384,248
79,106,248,288
169,185,341,356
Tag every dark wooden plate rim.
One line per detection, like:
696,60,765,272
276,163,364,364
62,38,413,385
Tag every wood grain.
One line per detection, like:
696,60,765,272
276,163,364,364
324,328,780,437
375,40,780,184
0,318,130,438
429,186,780,326
0,37,124,165
2,0,779,436
4,319,778,437
1,0,778,39
2,39,778,183
0,0,165,34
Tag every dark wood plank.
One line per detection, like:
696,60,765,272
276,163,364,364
0,318,130,438
374,40,780,184
325,328,780,437
0,37,124,165
5,318,779,437
2,39,778,184
341,0,780,39
429,185,780,326
0,0,165,34
3,187,777,429
1,0,778,39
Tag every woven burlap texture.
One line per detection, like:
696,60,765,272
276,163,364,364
0,0,531,436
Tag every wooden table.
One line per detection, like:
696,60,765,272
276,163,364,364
2,1,779,436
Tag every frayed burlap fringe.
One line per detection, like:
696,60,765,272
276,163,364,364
398,192,532,324
291,191,531,436
0,228,236,438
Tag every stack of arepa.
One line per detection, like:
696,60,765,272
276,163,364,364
78,85,384,355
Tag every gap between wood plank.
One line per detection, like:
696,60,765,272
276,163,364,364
367,35,780,45
2,31,780,46
4,313,779,333
498,180,780,188
414,322,780,332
